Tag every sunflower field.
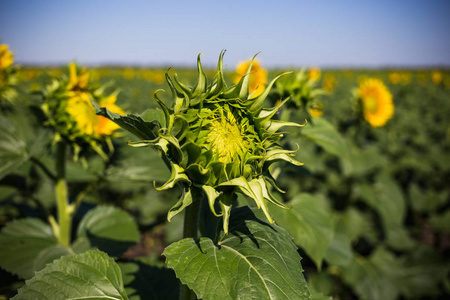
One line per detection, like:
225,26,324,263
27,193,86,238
0,45,449,300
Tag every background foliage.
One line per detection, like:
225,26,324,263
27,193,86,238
1,65,449,299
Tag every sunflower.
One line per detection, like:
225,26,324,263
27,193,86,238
96,52,304,233
357,78,394,127
64,63,124,139
234,58,267,97
389,71,401,85
0,44,14,70
309,103,323,118
0,44,19,104
322,73,336,93
66,92,125,138
431,70,442,85
41,63,125,159
67,62,90,92
307,67,321,81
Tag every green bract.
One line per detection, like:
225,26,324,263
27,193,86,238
95,51,304,233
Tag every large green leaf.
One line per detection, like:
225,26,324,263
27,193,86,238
106,146,170,184
307,272,334,300
354,172,405,226
408,183,448,213
385,224,416,251
338,208,371,241
0,116,28,179
0,115,51,180
300,119,386,176
13,249,129,300
398,245,450,298
324,216,353,267
119,261,180,300
270,193,334,269
92,100,159,140
342,248,402,300
139,108,166,128
429,209,450,233
301,118,351,162
76,206,140,257
163,207,310,300
341,145,386,176
0,218,70,279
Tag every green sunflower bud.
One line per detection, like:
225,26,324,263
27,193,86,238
271,68,325,117
95,51,304,233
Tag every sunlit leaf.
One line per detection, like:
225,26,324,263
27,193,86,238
270,193,334,269
76,206,140,257
13,249,128,300
163,207,310,300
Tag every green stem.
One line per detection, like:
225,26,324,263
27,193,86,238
180,194,201,300
183,197,200,239
55,141,72,247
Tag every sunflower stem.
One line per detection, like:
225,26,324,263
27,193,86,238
183,198,200,239
55,141,72,247
180,195,201,300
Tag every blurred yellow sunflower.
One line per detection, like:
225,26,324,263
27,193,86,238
66,92,125,138
358,78,394,127
309,103,324,118
0,44,14,70
401,72,412,84
67,62,90,92
307,67,321,81
323,73,336,92
234,59,267,97
389,71,401,84
431,70,442,85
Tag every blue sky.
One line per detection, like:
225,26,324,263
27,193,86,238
0,0,449,68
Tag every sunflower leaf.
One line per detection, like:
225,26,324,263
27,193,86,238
13,249,128,300
270,193,334,269
75,206,140,257
0,218,68,279
163,207,310,300
92,100,159,140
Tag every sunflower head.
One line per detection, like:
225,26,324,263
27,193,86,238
431,70,443,85
0,44,14,70
309,103,324,118
0,44,19,105
389,71,401,85
67,62,90,92
357,78,394,128
96,51,304,233
307,67,321,81
323,73,337,93
40,63,125,160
